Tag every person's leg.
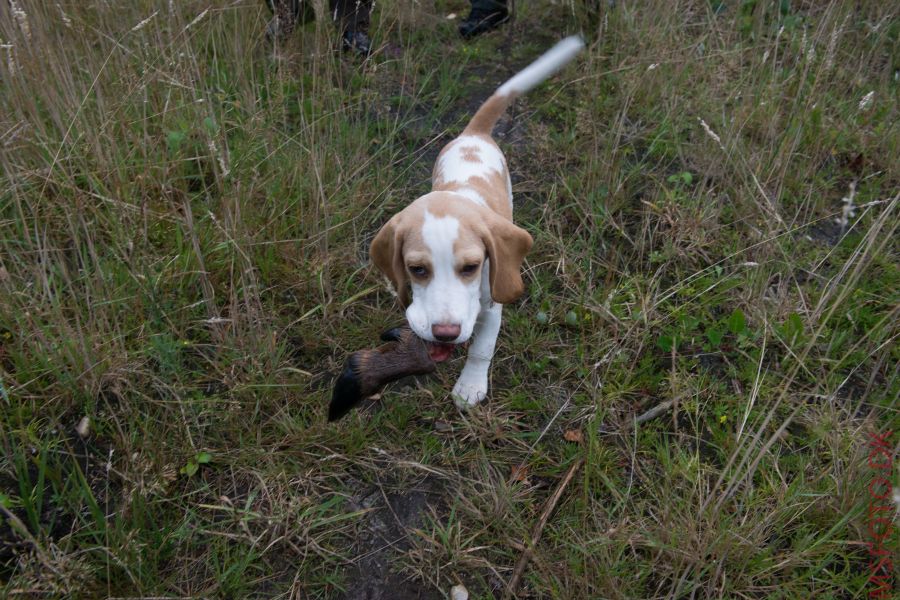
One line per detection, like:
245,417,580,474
459,0,509,39
265,0,297,41
330,0,373,55
265,0,315,42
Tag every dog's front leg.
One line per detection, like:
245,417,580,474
453,301,502,408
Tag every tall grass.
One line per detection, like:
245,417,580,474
1,0,897,597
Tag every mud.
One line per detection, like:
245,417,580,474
337,476,445,600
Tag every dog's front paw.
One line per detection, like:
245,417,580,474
452,369,488,409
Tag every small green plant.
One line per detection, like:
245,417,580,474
166,129,187,153
727,308,747,336
777,312,805,346
180,451,213,477
706,327,725,348
666,171,693,186
0,0,893,596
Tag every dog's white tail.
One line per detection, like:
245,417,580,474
464,35,585,136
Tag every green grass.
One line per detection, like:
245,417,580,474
1,0,898,598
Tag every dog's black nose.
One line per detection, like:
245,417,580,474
431,323,460,342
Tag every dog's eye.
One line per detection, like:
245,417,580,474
460,263,480,276
408,265,429,278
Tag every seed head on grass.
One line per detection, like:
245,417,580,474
0,1,896,597
858,90,874,111
9,0,30,40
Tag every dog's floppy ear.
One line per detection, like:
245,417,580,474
479,211,533,304
370,215,410,306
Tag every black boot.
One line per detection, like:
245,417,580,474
459,0,509,39
332,0,373,56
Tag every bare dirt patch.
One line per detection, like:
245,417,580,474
338,476,444,600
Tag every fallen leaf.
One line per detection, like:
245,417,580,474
564,429,584,443
510,464,529,483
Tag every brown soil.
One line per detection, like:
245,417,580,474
337,476,445,600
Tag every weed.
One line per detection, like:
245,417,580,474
1,1,897,598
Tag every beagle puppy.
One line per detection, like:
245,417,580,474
371,36,584,408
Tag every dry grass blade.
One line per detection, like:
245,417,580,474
0,1,896,596
505,457,584,598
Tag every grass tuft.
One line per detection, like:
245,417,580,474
1,1,897,597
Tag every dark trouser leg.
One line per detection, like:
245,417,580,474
266,0,373,53
330,0,373,54
469,0,507,11
265,0,315,20
265,0,313,40
265,0,371,33
329,0,373,33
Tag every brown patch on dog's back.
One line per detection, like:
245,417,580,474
436,171,512,219
459,145,482,162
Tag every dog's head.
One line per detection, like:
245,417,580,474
371,193,532,359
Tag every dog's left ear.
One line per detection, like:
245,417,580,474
370,215,410,306
478,211,533,304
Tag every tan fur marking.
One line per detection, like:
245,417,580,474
438,175,511,219
370,205,427,306
452,225,486,267
432,134,511,218
459,146,482,163
443,197,532,303
464,93,518,136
